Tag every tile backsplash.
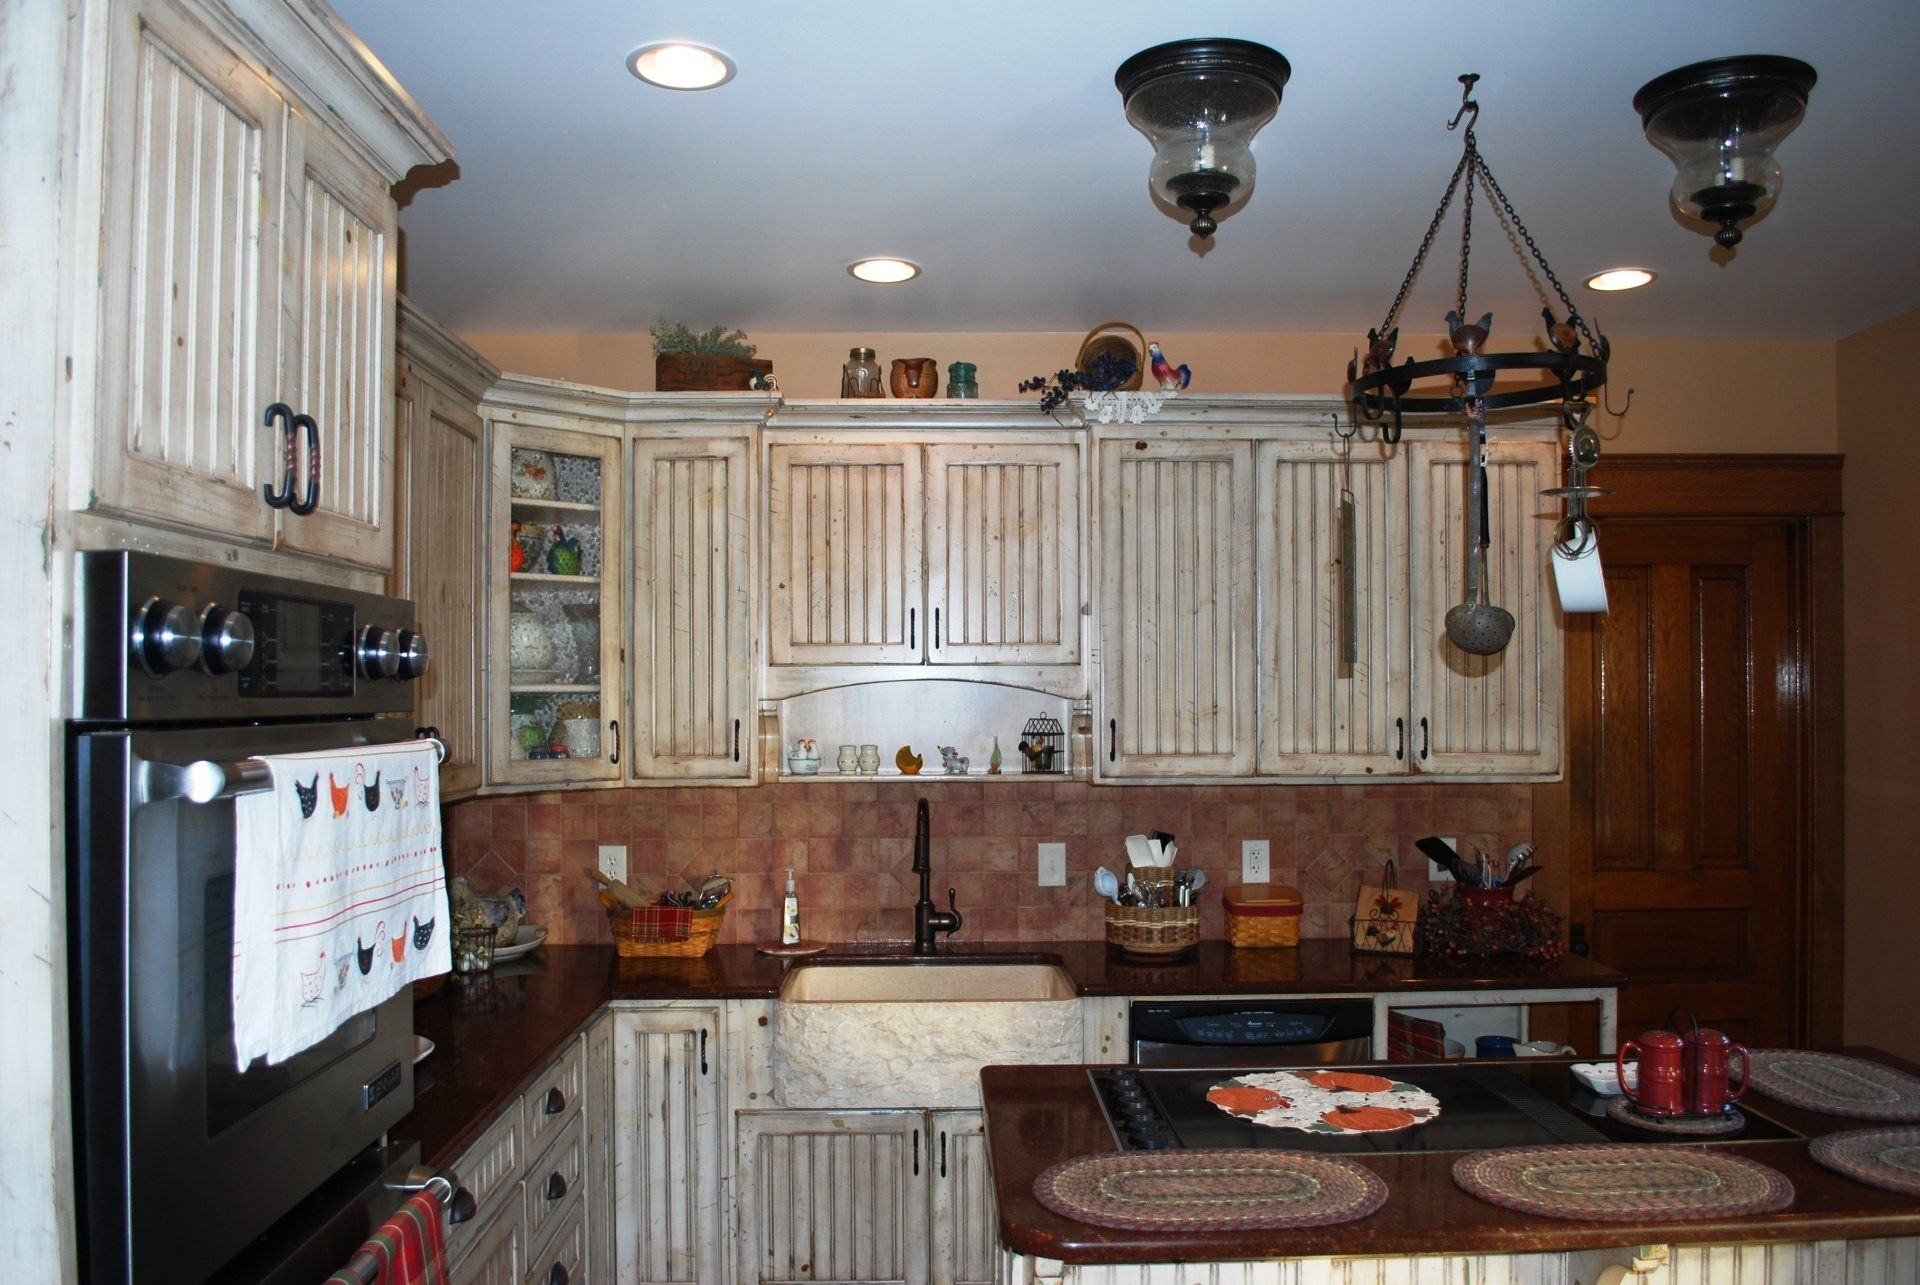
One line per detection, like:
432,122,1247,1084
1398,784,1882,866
447,780,1531,947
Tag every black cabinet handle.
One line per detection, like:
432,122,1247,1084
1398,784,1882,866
1570,922,1592,957
547,1264,568,1285
933,608,941,649
909,608,916,650
732,718,741,763
939,1130,948,1178
286,412,321,516
447,1187,476,1225
912,1128,920,1176
699,1027,709,1076
1108,718,1117,762
608,719,620,766
543,1086,565,1116
1419,716,1430,761
545,1171,567,1202
1395,717,1405,761
262,403,296,508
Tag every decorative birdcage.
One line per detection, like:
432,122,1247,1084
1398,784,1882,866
1017,712,1065,775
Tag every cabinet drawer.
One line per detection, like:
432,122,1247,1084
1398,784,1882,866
447,1108,522,1265
525,1189,586,1285
523,1112,586,1254
449,1180,525,1285
521,1035,586,1156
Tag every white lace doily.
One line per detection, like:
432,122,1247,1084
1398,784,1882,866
1082,389,1177,424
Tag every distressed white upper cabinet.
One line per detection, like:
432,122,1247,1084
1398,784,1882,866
1097,438,1257,777
738,1110,929,1285
769,443,925,666
631,437,755,779
392,300,494,798
930,1111,997,1285
1255,440,1410,776
1408,437,1563,776
926,444,1080,666
612,1007,724,1285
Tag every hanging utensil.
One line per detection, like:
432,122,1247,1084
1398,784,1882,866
1444,399,1516,655
1336,419,1359,666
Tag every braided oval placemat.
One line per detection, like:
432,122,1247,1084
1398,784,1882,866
1032,1149,1388,1232
1808,1127,1920,1196
1747,1051,1920,1121
1604,1097,1746,1137
1453,1144,1793,1221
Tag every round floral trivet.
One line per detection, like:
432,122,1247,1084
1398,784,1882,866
1452,1144,1793,1221
1747,1051,1920,1121
1808,1127,1920,1196
1206,1069,1441,1135
1032,1149,1388,1232
1604,1097,1746,1137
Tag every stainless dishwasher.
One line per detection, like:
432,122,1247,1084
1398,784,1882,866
1129,998,1374,1066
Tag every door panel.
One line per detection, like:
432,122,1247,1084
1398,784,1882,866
930,1111,997,1285
1570,521,1800,1045
612,1009,722,1285
737,1110,927,1285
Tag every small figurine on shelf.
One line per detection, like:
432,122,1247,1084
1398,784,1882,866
508,521,539,573
989,737,1003,774
1017,711,1065,773
896,745,923,775
1148,342,1192,392
938,746,969,776
787,739,821,776
546,527,584,577
1017,739,1055,773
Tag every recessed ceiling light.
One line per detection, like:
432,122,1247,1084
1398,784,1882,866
848,258,920,284
626,42,735,91
1585,267,1657,292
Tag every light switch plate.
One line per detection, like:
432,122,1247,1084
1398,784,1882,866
1037,842,1067,887
597,844,628,886
1428,837,1458,882
1241,839,1270,884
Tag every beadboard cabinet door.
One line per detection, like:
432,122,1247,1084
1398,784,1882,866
1255,440,1410,776
925,444,1081,666
1408,438,1563,775
930,1112,997,1285
769,443,924,665
1097,439,1257,777
631,437,755,779
612,1008,724,1285
738,1109,929,1285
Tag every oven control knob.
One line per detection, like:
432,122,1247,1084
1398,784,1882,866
132,597,202,675
198,605,256,675
395,630,430,681
356,626,400,679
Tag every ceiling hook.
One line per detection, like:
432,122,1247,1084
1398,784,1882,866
1447,73,1481,134
1603,383,1636,419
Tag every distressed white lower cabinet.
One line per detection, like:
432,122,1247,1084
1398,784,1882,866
585,1014,616,1283
1096,438,1258,777
929,1112,998,1285
611,1006,726,1283
737,1110,929,1285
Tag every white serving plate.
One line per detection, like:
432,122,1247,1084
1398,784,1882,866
493,925,547,962
1571,1062,1637,1096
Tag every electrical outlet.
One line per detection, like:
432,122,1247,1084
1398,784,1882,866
597,844,628,886
1036,842,1067,887
1241,839,1271,884
1428,837,1458,882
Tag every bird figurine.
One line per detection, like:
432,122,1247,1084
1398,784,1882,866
1364,325,1400,373
327,772,351,818
1542,307,1580,355
1445,309,1494,355
294,774,319,820
356,763,382,812
895,745,923,776
1147,342,1191,392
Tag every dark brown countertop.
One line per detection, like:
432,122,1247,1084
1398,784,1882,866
981,1051,1920,1263
398,941,1624,1167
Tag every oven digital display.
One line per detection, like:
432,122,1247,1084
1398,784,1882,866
238,590,354,697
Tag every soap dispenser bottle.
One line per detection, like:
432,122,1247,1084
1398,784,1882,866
781,869,802,946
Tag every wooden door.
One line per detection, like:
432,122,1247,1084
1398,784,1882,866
929,1112,996,1285
631,437,755,779
1255,440,1410,776
925,444,1081,665
275,115,397,570
737,1110,929,1285
1408,438,1563,775
612,1008,723,1285
392,376,483,796
1097,439,1257,777
1568,521,1802,1046
768,443,924,666
90,0,286,544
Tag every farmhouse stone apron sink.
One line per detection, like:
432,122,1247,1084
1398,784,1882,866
773,961,1084,1109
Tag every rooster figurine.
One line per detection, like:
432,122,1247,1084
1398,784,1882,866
1147,342,1191,392
327,773,351,818
1542,306,1581,355
1445,310,1494,356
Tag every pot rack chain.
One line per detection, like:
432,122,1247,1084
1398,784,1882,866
1473,158,1600,356
1376,148,1473,337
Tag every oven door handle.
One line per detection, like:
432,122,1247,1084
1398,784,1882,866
140,739,451,805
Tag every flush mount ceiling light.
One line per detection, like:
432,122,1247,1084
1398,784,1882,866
1585,268,1657,292
848,258,920,284
626,42,736,91
1115,38,1292,241
1634,55,1816,249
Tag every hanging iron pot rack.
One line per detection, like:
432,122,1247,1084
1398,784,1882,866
1348,74,1613,444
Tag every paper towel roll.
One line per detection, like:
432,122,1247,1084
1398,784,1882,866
1552,534,1609,613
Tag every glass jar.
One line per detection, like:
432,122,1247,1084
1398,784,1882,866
947,361,979,398
841,347,883,398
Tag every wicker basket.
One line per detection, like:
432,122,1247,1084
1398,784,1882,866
603,891,732,958
1224,883,1303,949
1075,321,1146,391
1105,902,1199,958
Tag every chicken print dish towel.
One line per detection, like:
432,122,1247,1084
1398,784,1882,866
232,741,449,1067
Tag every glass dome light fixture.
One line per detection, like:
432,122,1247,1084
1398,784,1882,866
1633,55,1816,249
1115,38,1292,241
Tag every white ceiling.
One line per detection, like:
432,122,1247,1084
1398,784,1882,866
335,0,1920,341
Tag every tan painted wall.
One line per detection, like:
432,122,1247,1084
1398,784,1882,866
1837,308,1920,1061
461,328,1838,453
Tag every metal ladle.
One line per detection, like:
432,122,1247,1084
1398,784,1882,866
1444,401,1515,655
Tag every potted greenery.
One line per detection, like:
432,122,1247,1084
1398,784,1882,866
651,320,773,391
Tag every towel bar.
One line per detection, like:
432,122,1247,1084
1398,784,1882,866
331,1168,470,1284
143,737,450,805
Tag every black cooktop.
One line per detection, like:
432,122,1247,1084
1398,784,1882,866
1092,1062,1801,1155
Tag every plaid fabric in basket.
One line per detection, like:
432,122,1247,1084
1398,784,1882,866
624,905,693,941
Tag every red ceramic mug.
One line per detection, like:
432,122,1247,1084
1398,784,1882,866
1617,1029,1687,1116
1685,1027,1751,1115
